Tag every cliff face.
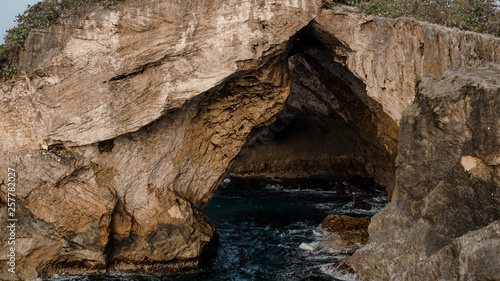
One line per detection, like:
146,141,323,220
231,8,500,195
0,1,499,280
352,67,500,280
11,0,321,149
0,0,318,279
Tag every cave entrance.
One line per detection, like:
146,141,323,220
229,23,399,199
194,23,399,279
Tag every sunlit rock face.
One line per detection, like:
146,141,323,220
0,1,499,280
0,0,319,279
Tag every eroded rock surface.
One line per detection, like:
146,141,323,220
0,47,292,280
0,0,313,279
0,0,499,280
318,215,370,255
14,0,322,147
352,66,500,280
230,27,399,195
231,8,500,198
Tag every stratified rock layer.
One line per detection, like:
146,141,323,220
352,66,500,280
0,1,499,280
15,0,321,147
0,1,316,279
231,7,500,197
230,27,399,194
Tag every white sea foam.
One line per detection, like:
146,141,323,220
264,183,283,191
313,202,340,211
313,229,328,236
343,208,379,216
336,201,383,215
299,241,321,251
280,189,337,195
288,229,307,234
305,254,335,261
320,263,361,281
368,195,387,203
44,274,92,281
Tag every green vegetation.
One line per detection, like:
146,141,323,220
335,0,500,37
0,0,121,79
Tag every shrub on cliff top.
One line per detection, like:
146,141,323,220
334,0,500,37
0,0,121,79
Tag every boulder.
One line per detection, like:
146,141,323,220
320,214,371,233
318,215,370,255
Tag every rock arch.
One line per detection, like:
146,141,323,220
229,24,399,198
0,20,399,279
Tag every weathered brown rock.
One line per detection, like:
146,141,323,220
230,31,399,194
231,7,500,198
318,215,370,255
0,1,499,280
0,1,319,279
317,230,369,255
320,214,370,233
317,7,500,123
351,66,500,280
14,0,322,148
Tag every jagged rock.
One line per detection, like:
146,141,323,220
351,66,500,281
231,7,500,198
317,230,369,255
15,0,323,148
0,0,499,280
0,0,320,279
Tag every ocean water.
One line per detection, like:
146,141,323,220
45,178,386,281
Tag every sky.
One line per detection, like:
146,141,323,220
1,0,40,44
1,0,500,44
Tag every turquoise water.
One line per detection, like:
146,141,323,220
46,178,386,281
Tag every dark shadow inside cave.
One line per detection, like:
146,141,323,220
228,23,399,198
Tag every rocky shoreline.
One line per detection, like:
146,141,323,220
0,0,499,280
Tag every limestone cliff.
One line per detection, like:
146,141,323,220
0,0,499,280
231,7,500,197
352,66,500,281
